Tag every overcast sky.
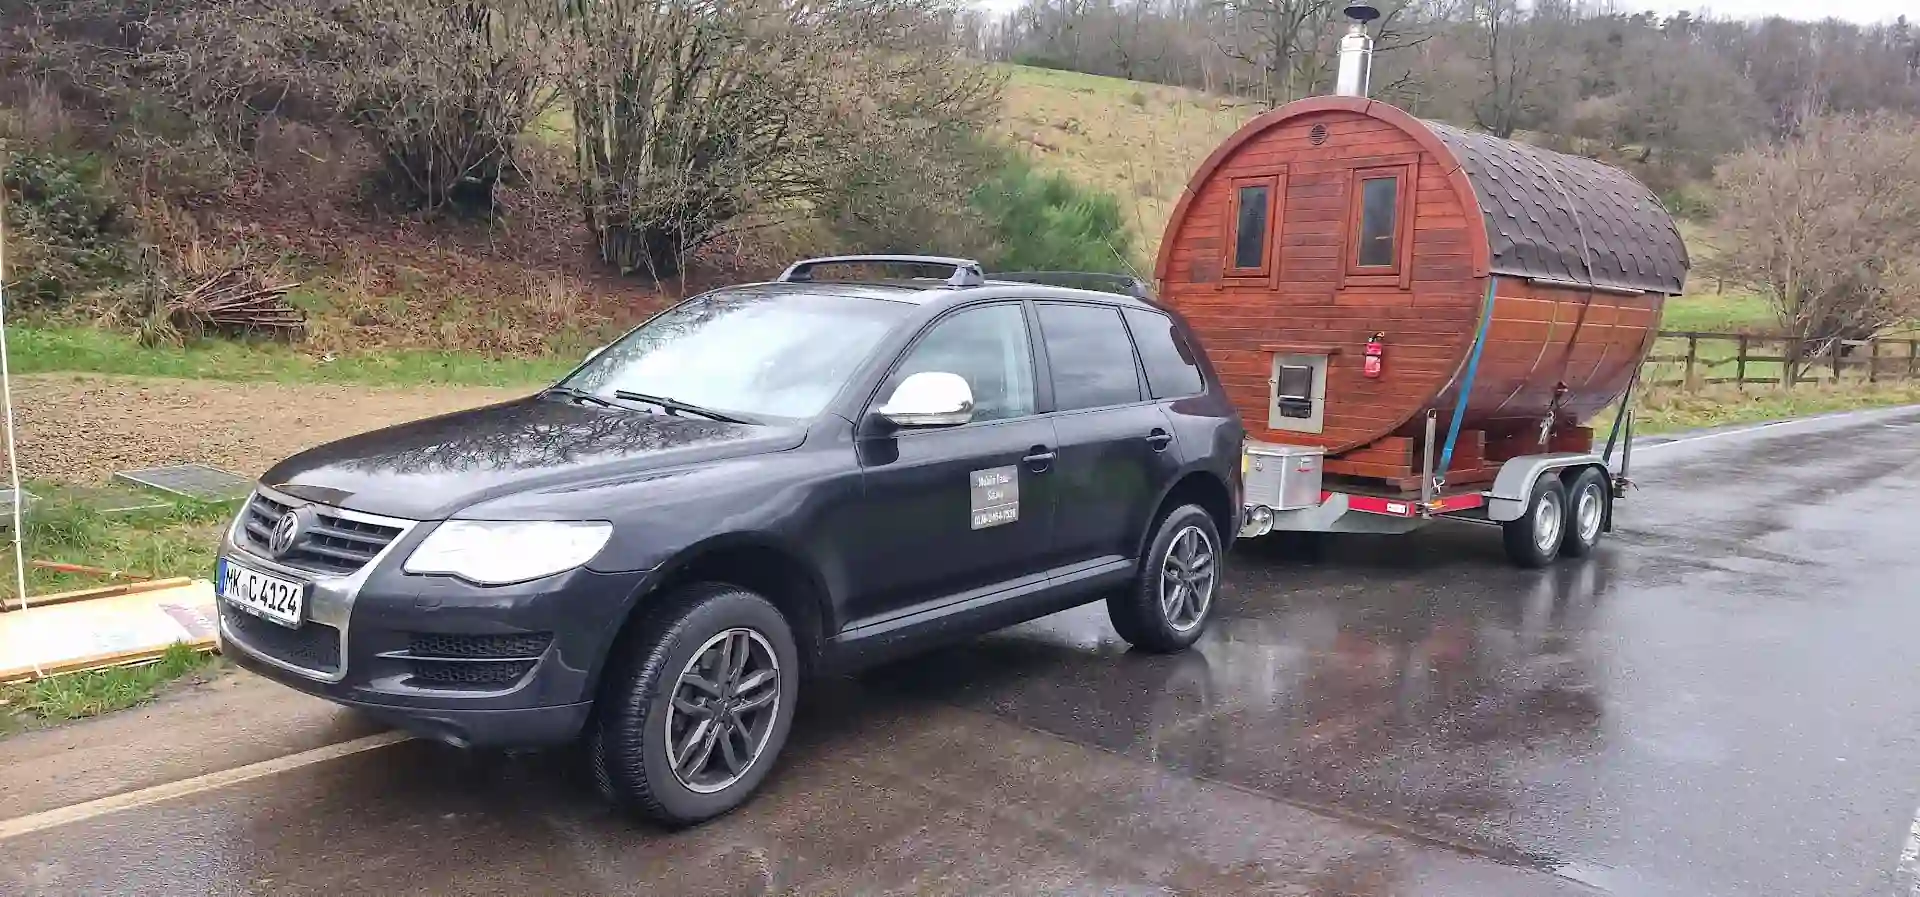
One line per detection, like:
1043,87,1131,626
970,0,1910,26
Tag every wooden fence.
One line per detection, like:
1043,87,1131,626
1644,332,1920,389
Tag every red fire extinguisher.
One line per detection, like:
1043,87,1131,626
1364,331,1385,379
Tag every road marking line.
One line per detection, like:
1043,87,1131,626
1898,803,1920,896
0,730,411,842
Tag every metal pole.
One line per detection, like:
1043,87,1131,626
1619,410,1634,490
1421,409,1437,508
0,152,27,618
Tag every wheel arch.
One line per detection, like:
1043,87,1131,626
1140,469,1236,560
595,533,833,693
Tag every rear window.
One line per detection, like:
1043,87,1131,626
1123,309,1204,399
1037,303,1143,411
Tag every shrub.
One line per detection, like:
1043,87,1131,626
563,0,1002,280
1714,114,1920,368
1660,184,1716,222
2,150,131,303
970,154,1136,274
324,0,561,213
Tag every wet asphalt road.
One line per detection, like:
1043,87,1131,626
5,406,1920,896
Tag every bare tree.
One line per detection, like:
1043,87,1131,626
1714,115,1920,374
321,0,563,213
559,0,998,280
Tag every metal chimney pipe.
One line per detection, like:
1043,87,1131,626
1334,4,1380,98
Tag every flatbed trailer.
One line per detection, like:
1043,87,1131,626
1237,400,1637,568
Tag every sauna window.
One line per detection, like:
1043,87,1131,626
1226,175,1279,277
1346,165,1411,279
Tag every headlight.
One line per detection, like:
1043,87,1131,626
403,520,613,585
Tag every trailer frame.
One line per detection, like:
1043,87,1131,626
1238,392,1636,568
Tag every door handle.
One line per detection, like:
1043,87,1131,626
1024,446,1056,473
1146,429,1173,452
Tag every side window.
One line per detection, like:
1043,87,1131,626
883,304,1036,424
1226,174,1279,277
1122,308,1204,399
1346,164,1410,277
1037,303,1143,412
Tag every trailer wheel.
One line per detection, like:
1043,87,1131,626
1502,475,1567,568
1560,468,1609,558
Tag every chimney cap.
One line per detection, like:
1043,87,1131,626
1343,3,1381,22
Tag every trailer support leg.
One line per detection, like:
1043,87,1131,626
1421,410,1438,511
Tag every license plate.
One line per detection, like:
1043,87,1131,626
218,557,307,628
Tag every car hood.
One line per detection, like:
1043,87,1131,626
260,395,807,520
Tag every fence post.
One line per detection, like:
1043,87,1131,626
1869,339,1879,384
1910,340,1917,380
1736,334,1749,387
1832,340,1843,384
1685,334,1698,387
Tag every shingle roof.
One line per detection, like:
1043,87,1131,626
1424,121,1689,295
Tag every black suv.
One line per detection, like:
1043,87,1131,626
216,256,1244,824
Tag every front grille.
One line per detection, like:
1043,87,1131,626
222,602,342,674
406,659,539,689
408,632,553,659
237,492,403,575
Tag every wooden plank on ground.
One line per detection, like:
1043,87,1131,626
21,578,196,609
0,581,217,682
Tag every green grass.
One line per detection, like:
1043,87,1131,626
4,482,234,600
0,488,232,734
9,326,576,388
1001,63,1181,98
1632,382,1920,433
2,642,220,733
1659,291,1774,333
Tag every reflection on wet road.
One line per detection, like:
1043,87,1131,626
5,407,1920,896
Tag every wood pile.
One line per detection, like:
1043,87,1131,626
168,268,305,339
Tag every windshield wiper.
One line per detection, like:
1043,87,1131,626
614,390,755,425
544,385,624,410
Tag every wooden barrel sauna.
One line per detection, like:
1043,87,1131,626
1155,96,1689,490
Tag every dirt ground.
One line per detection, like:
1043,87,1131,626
12,374,524,486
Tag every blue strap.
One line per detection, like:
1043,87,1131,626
1438,276,1498,479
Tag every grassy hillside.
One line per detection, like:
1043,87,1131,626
996,66,1258,273
996,65,1772,333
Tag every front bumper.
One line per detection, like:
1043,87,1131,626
217,501,651,748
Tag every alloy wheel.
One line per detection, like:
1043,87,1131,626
1160,525,1217,632
663,628,782,794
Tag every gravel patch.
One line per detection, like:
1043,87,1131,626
9,374,525,486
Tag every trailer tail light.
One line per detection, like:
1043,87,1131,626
1364,332,1385,378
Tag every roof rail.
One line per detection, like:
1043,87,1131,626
991,271,1153,299
778,255,985,288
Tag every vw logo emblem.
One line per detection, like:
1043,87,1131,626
270,508,308,559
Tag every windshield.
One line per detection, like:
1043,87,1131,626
560,287,912,422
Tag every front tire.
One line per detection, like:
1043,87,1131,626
1502,475,1568,569
1560,468,1609,558
588,583,799,827
1108,504,1222,653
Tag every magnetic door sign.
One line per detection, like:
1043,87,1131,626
969,465,1019,530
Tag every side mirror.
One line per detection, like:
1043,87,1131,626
876,371,974,429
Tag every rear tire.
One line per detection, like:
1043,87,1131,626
1560,468,1609,558
588,583,799,827
1501,476,1568,569
1108,505,1222,653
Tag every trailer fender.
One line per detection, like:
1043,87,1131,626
1486,453,1607,522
